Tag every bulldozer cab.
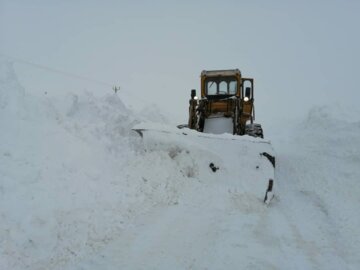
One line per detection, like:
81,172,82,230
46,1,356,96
200,69,254,122
201,69,241,99
201,70,254,100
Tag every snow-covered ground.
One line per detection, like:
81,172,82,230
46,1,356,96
1,60,360,269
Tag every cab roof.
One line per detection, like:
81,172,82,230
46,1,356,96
201,69,241,77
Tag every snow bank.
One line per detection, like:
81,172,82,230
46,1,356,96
0,60,191,269
0,60,25,112
274,104,360,269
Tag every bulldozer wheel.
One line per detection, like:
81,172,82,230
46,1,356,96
245,123,264,138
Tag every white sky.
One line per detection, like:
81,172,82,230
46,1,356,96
1,0,359,125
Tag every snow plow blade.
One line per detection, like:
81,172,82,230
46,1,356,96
132,123,275,204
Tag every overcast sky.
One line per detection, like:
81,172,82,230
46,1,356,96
1,0,359,125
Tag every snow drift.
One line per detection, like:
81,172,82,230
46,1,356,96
1,59,359,269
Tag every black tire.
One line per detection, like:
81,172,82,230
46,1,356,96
245,123,264,138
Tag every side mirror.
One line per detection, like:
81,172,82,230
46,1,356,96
191,89,196,100
245,87,251,98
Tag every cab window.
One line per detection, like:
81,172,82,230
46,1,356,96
205,77,238,95
207,81,217,95
229,81,237,94
219,81,227,94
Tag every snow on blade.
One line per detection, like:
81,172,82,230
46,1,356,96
133,122,276,204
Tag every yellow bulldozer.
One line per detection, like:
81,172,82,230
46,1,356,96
133,68,275,204
187,69,263,138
